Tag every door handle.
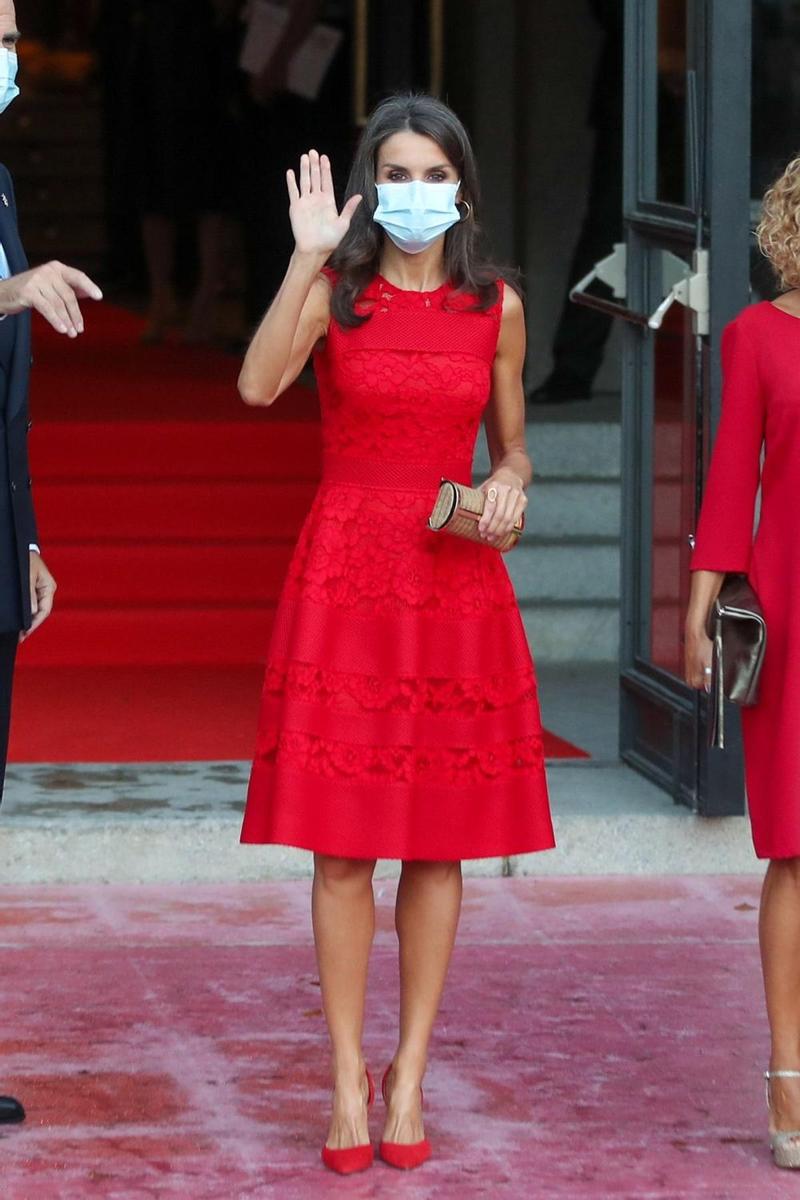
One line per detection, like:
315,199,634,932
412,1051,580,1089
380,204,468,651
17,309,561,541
570,242,627,302
571,244,709,336
647,290,680,330
646,248,709,336
569,243,651,326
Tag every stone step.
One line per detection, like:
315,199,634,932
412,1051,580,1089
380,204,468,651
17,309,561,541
529,422,622,481
526,479,620,539
509,540,619,602
0,762,756,881
520,602,619,663
474,422,621,481
474,421,625,662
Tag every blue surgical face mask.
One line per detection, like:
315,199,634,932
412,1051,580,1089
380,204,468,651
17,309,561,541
0,49,19,114
373,179,461,254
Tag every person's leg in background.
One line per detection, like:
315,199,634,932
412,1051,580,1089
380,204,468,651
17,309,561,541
530,0,623,406
529,116,622,404
140,213,178,343
0,629,26,1126
239,93,315,328
183,212,229,344
0,631,17,805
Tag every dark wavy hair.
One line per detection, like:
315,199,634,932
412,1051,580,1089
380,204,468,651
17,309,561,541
329,93,516,327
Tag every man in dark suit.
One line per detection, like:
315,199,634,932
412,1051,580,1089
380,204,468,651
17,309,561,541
0,0,103,1125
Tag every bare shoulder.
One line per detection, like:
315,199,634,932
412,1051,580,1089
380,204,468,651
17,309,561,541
500,280,524,321
496,281,525,361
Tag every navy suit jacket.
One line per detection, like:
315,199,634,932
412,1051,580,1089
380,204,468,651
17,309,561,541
0,163,37,633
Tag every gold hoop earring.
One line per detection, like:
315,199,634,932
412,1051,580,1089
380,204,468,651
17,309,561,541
457,200,472,222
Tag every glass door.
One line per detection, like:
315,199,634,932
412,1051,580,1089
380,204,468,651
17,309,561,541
617,0,752,814
571,1,752,813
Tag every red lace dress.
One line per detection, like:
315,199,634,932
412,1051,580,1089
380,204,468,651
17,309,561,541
240,272,555,860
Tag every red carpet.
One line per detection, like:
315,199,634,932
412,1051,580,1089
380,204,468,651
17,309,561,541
0,878,772,1198
8,303,589,762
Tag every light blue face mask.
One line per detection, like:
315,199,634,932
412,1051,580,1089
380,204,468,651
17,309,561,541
0,49,19,114
373,180,461,254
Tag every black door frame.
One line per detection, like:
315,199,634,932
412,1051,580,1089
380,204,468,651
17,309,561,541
618,0,752,816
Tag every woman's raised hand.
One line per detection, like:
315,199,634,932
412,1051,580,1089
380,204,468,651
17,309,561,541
287,150,362,257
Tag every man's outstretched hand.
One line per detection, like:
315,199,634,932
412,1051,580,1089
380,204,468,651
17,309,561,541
0,260,102,337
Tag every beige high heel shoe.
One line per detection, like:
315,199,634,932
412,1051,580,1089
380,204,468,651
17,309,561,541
765,1070,800,1168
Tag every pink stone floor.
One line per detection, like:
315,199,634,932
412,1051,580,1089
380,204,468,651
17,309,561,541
0,877,790,1199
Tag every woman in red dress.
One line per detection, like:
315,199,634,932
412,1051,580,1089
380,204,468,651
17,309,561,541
686,155,800,1169
238,94,554,1174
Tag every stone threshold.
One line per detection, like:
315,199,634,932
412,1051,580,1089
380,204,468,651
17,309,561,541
0,762,759,883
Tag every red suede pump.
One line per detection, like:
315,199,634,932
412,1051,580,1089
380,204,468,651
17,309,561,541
378,1063,432,1170
321,1070,375,1175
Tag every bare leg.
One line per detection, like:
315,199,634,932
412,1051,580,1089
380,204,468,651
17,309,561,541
184,212,227,343
383,859,463,1144
760,858,800,1131
312,854,377,1150
140,214,177,341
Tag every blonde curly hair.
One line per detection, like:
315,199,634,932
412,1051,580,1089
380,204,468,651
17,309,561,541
757,154,800,290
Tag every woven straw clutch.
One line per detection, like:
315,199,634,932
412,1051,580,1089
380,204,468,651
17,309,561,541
428,479,523,553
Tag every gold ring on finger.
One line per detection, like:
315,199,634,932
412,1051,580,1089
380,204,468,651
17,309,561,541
487,486,498,503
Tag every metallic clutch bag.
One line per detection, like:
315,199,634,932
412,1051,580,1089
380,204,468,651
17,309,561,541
428,479,524,553
705,573,767,749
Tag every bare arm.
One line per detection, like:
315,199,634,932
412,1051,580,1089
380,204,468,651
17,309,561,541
238,149,361,406
479,285,530,545
238,253,329,405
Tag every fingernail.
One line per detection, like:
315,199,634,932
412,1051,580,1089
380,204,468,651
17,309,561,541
59,324,67,333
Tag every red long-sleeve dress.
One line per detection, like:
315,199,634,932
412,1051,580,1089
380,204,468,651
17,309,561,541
691,300,800,859
240,272,555,861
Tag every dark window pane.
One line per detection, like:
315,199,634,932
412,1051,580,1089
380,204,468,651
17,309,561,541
656,0,687,205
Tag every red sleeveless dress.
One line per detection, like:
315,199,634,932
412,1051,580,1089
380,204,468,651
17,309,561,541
240,272,555,860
